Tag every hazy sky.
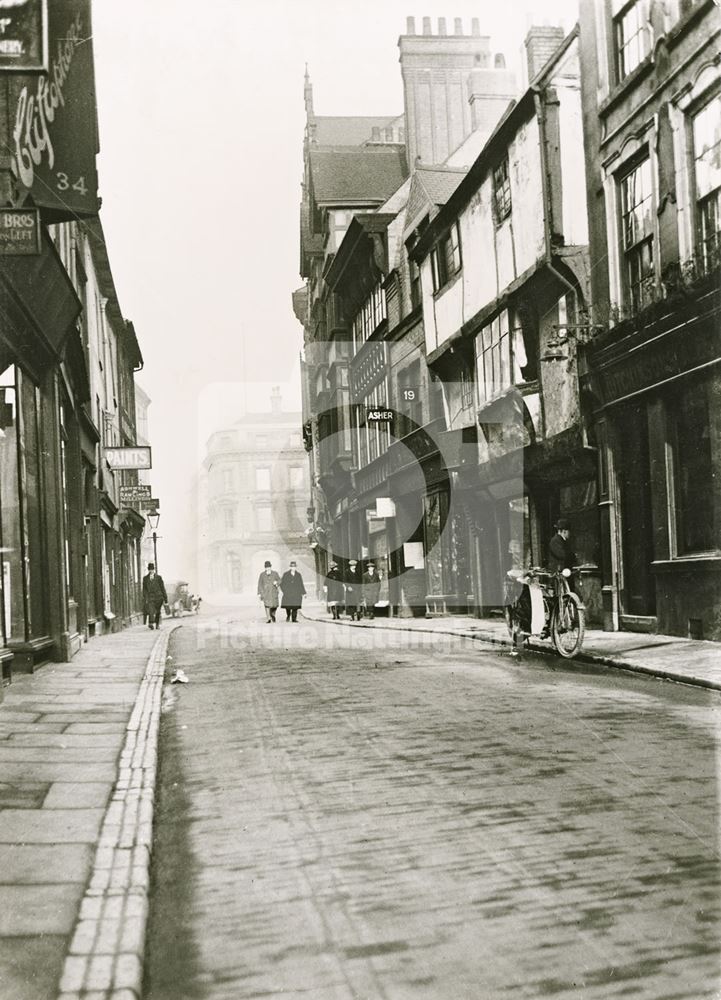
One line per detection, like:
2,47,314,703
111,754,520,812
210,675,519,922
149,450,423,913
91,0,578,580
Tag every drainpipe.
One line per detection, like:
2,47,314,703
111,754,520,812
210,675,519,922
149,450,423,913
533,88,578,301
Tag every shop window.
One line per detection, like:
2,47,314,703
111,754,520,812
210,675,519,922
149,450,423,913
614,0,649,81
431,222,462,292
619,155,655,311
672,379,721,555
692,93,721,269
493,159,512,223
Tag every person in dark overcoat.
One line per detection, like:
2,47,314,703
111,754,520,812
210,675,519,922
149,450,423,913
344,559,361,620
257,560,281,622
280,561,306,622
325,561,344,619
361,562,381,618
142,562,168,630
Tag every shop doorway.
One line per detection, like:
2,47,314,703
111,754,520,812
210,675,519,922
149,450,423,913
616,402,656,621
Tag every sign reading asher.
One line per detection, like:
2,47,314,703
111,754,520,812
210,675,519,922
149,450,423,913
367,408,394,423
105,447,152,471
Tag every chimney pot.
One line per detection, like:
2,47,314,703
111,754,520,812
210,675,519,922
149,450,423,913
438,17,447,35
454,17,463,35
406,16,416,34
422,16,432,34
471,17,480,36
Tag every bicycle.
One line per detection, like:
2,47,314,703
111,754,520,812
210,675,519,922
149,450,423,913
504,566,586,659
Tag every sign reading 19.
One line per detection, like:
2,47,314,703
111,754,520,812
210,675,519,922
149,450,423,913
56,173,89,196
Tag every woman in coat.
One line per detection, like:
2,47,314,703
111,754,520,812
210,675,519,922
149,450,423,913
325,561,344,620
280,561,306,622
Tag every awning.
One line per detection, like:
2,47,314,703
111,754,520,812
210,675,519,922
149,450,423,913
0,228,81,377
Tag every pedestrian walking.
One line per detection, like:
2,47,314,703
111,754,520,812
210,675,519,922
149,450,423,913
361,562,381,618
257,561,281,622
142,562,168,630
344,558,362,620
325,561,344,620
280,561,306,622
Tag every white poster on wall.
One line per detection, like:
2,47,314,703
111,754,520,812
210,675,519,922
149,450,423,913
403,542,424,569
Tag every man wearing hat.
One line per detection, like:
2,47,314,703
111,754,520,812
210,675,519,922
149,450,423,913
549,518,577,575
257,560,281,622
142,562,167,631
325,560,344,619
344,558,362,620
280,560,306,622
361,562,381,619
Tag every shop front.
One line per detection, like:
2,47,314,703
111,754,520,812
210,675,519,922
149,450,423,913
587,283,721,639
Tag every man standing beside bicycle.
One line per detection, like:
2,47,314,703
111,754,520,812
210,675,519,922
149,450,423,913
548,518,579,592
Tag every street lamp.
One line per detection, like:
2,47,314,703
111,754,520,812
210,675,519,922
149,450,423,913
146,511,160,571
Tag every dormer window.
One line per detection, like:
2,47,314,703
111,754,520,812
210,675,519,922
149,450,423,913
431,222,462,292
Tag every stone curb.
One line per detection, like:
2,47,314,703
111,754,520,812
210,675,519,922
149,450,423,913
300,611,721,693
56,625,180,1000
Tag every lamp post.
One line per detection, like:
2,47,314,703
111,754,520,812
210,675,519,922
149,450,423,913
147,511,160,572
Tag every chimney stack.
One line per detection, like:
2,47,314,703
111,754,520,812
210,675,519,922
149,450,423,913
524,24,565,83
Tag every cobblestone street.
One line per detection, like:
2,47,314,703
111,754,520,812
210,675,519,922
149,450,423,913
144,611,721,1000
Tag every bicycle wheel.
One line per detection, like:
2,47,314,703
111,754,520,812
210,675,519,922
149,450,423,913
551,592,586,658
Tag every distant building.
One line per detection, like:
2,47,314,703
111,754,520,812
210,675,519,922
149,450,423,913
201,389,310,597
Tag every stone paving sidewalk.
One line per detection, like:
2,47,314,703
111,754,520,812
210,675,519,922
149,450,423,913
0,624,173,1000
301,601,721,691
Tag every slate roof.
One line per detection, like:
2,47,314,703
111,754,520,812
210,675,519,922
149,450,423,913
311,115,400,147
404,167,467,233
308,145,409,205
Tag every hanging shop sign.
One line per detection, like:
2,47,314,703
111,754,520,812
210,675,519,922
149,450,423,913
139,498,160,511
119,484,152,504
105,446,152,471
0,208,41,255
367,408,394,422
7,0,99,219
0,0,47,71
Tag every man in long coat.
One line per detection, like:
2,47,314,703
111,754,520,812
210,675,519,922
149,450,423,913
257,561,281,622
361,562,381,619
280,561,306,622
142,562,168,630
344,559,362,620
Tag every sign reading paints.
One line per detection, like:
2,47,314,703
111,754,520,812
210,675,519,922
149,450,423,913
105,447,152,471
0,0,47,70
7,0,98,219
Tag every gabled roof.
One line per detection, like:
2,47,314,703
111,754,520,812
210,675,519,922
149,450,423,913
310,115,400,147
308,145,409,206
404,166,467,235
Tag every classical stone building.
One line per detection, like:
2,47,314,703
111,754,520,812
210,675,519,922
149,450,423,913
201,390,310,599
